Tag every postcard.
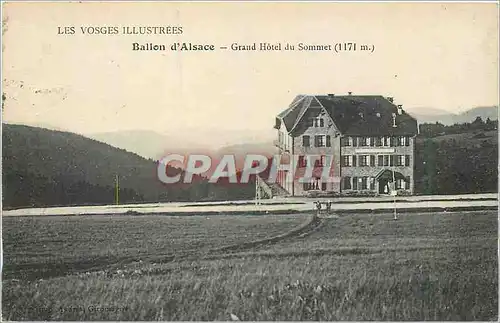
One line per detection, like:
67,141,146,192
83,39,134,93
1,2,498,321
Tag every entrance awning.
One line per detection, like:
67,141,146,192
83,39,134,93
374,169,406,182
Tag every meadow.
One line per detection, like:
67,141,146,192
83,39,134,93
2,211,498,321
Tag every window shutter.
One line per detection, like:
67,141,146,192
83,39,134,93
326,135,331,147
405,176,410,189
405,155,410,167
405,136,410,146
390,155,394,166
352,137,357,147
303,136,310,147
390,137,395,147
370,177,375,190
370,137,375,147
353,177,358,190
352,155,357,167
370,155,375,166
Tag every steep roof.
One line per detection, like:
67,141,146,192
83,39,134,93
276,94,418,136
275,95,311,131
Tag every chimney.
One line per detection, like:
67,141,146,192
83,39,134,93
387,97,394,103
392,113,397,127
348,91,352,95
397,104,403,115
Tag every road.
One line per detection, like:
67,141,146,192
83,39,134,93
2,193,497,216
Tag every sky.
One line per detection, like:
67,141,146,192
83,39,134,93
2,2,499,148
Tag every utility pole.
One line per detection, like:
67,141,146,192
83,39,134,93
115,174,119,205
392,169,397,220
255,176,261,205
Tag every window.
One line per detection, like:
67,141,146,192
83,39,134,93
383,155,389,166
390,155,395,166
298,156,307,167
405,155,410,167
378,155,384,166
396,155,405,166
341,155,352,167
375,137,382,146
341,137,350,147
326,135,331,147
405,176,410,189
398,136,411,146
352,155,357,167
303,178,320,191
370,177,375,190
352,137,358,147
303,135,310,147
342,177,352,189
315,135,326,147
369,137,375,147
321,183,327,191
315,155,326,167
370,155,376,167
309,117,324,127
352,177,358,190
395,178,405,190
359,155,369,166
359,137,368,146
360,177,368,190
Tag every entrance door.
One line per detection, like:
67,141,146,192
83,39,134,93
378,179,390,194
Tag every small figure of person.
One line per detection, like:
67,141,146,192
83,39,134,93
326,200,332,213
315,201,322,215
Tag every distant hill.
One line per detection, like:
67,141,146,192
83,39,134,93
87,130,204,161
456,106,499,124
85,128,276,161
407,106,498,126
414,129,498,195
1,124,221,208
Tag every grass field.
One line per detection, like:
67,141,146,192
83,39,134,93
2,211,498,321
